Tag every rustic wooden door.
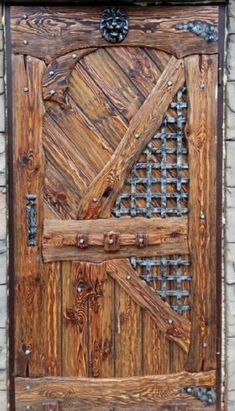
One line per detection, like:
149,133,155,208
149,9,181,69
8,4,222,410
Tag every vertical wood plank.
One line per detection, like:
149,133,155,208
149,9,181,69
115,285,142,377
62,262,89,377
41,262,62,376
184,55,218,372
87,263,115,378
13,54,46,377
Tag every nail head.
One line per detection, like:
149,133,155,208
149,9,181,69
23,87,29,92
93,197,98,203
23,40,28,45
72,53,77,59
49,70,54,76
168,319,173,325
126,275,131,280
167,80,173,87
50,90,56,96
135,133,140,139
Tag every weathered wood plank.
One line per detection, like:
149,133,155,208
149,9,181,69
107,259,191,352
13,54,47,377
87,263,115,378
62,262,89,377
184,55,218,372
115,285,143,377
10,6,219,61
15,370,216,410
42,216,189,262
80,48,145,123
77,56,185,219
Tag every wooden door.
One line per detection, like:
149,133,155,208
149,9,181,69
8,4,222,410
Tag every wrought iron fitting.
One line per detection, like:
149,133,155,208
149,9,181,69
175,20,218,43
100,8,129,43
26,194,37,247
180,386,216,406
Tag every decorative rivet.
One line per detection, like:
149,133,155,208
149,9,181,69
200,83,205,90
168,319,173,324
22,13,28,19
109,239,114,245
49,70,54,76
50,90,56,96
23,87,29,92
23,40,28,45
72,53,77,59
79,239,85,245
93,197,98,203
77,287,82,293
135,133,140,139
203,342,207,348
126,275,131,280
25,385,31,391
24,348,31,356
167,80,173,87
200,212,206,220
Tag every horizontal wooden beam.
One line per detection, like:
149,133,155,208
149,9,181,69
107,259,191,352
43,216,188,262
10,6,218,62
15,371,216,411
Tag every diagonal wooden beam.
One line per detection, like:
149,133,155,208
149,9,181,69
77,56,185,219
106,259,191,353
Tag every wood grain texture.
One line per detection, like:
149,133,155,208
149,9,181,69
42,216,189,262
10,6,218,61
77,56,185,219
13,54,47,377
107,259,191,352
184,55,218,372
43,48,97,106
15,370,216,410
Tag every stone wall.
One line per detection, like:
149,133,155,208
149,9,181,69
0,1,233,410
226,0,235,409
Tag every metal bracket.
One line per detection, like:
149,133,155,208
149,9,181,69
76,233,88,249
26,194,37,247
104,231,120,252
42,400,59,411
136,233,148,248
180,386,216,406
175,20,218,43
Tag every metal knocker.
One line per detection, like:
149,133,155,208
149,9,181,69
100,8,129,44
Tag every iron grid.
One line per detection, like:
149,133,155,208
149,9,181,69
131,256,192,314
112,87,189,218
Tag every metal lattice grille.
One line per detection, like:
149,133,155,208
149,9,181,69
131,256,191,314
113,87,189,218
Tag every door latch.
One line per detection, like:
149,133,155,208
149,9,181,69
26,194,37,246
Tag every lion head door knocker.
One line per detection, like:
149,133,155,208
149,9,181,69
100,8,129,44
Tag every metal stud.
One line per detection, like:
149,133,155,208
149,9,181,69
200,212,206,220
72,53,77,59
22,13,28,19
23,40,28,45
200,83,205,90
77,287,82,293
93,197,98,203
167,80,173,87
203,342,208,348
135,133,140,139
23,87,29,92
25,385,31,391
108,239,114,245
25,407,32,411
168,319,173,325
49,70,55,76
79,239,85,245
24,348,31,356
126,275,131,280
50,90,56,96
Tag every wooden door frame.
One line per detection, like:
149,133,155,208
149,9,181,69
5,3,225,410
